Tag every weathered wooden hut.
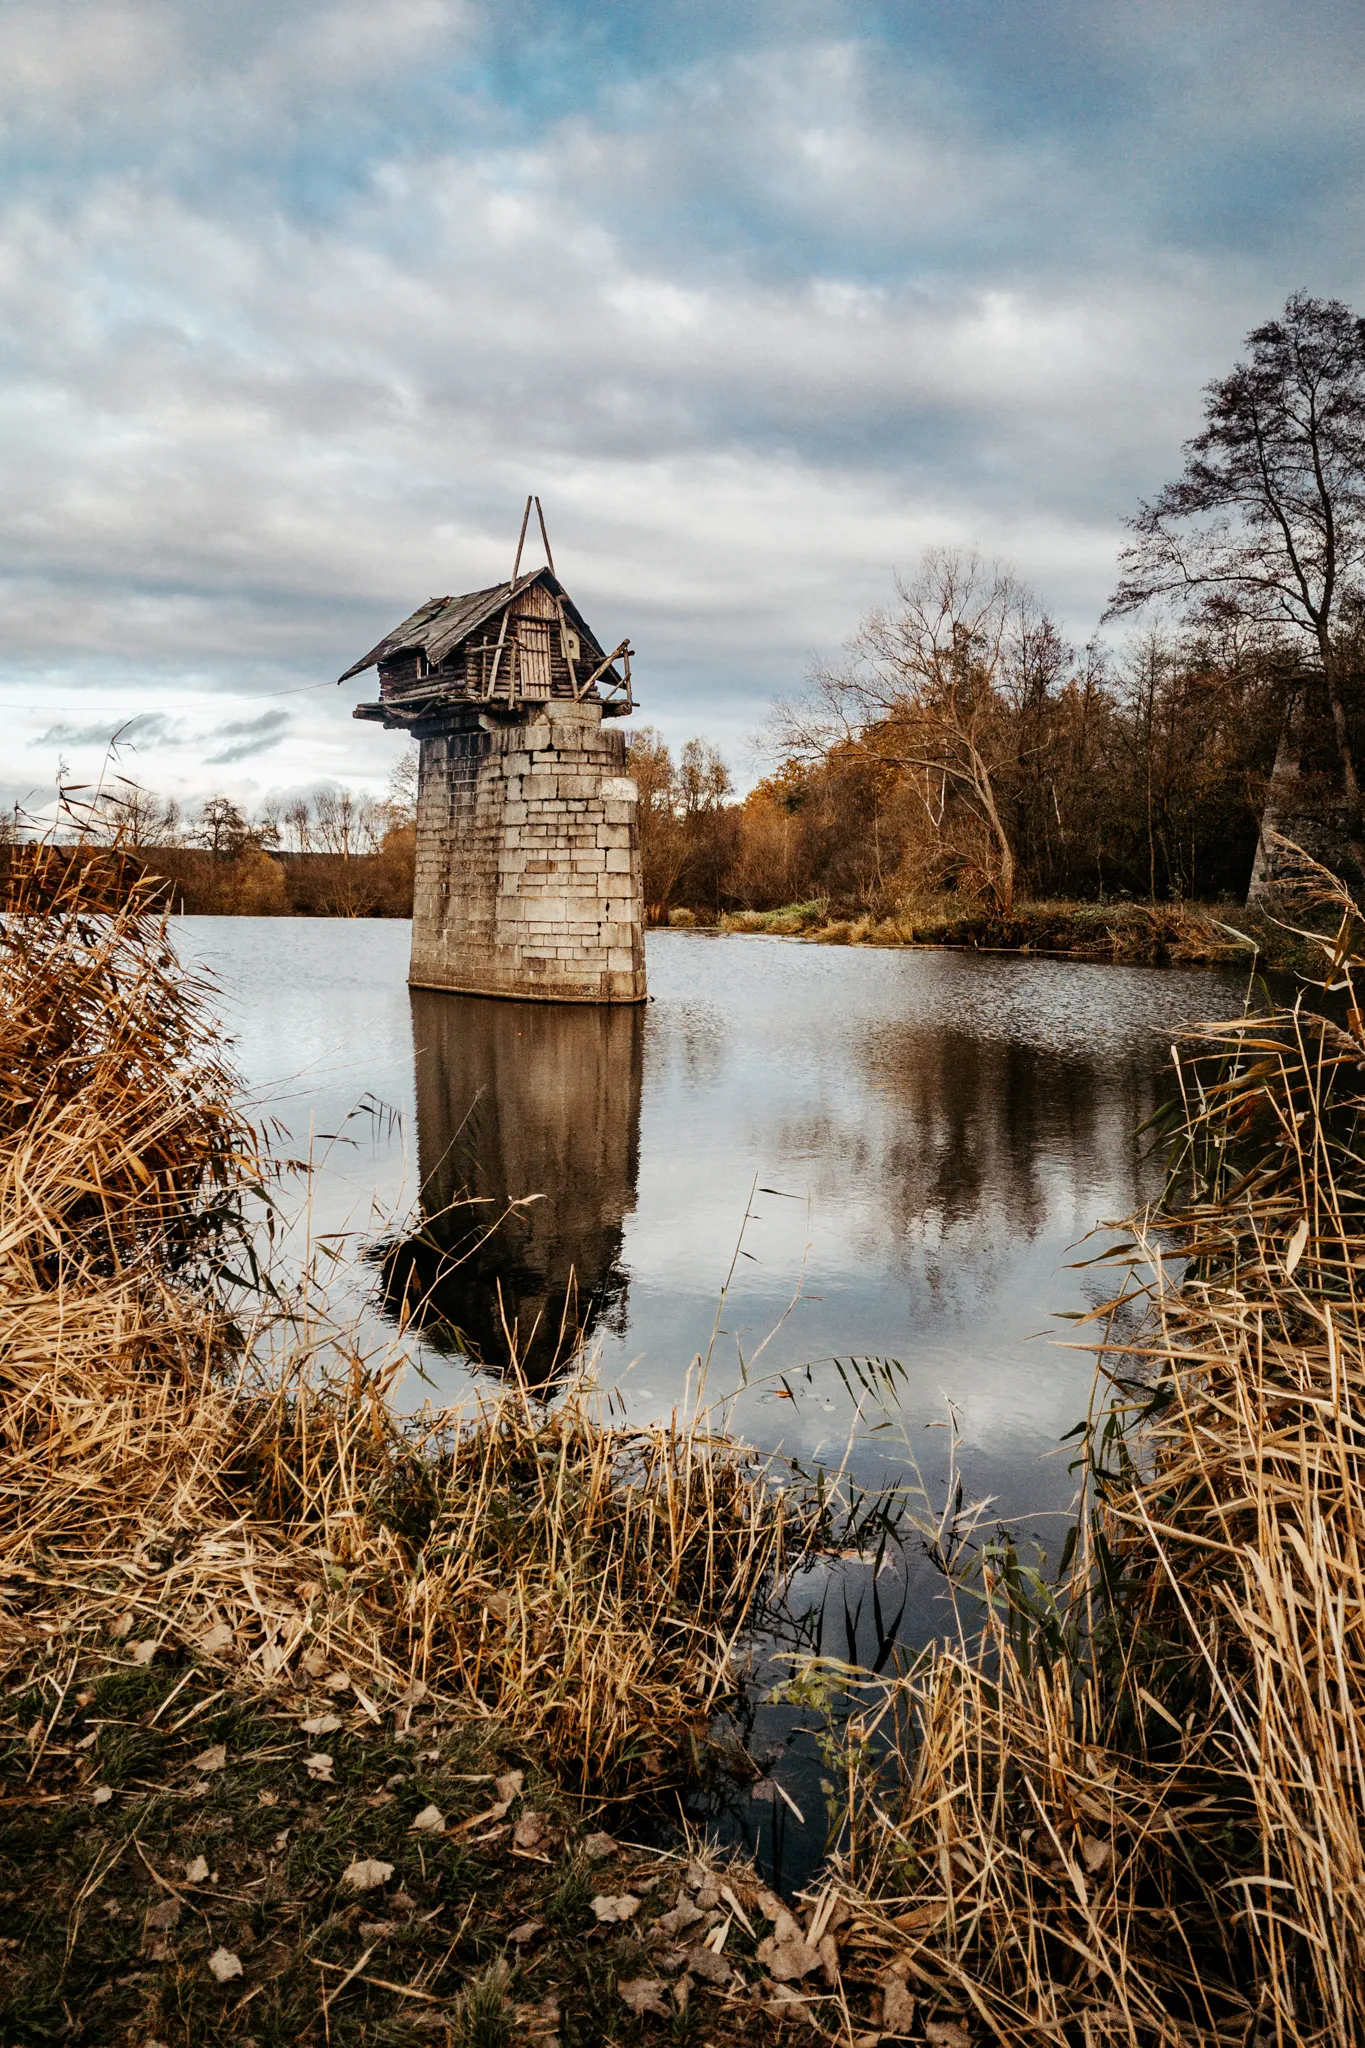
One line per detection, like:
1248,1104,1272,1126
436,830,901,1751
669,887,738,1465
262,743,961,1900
344,508,646,1004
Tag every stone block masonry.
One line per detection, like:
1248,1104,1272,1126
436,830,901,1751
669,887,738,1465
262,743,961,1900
409,700,647,1003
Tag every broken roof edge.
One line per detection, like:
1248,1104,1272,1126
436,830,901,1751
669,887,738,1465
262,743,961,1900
336,567,611,686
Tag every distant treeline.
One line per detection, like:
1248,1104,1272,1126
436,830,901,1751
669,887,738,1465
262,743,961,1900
4,765,419,919
138,843,415,918
0,840,416,919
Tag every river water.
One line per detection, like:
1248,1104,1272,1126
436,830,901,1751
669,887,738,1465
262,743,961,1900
177,916,1246,1880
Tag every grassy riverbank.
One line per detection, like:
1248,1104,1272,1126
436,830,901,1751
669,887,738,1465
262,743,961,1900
702,895,1288,967
6,843,1365,2044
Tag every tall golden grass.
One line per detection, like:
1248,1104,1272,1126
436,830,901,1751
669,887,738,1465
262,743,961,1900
0,844,798,1796
828,842,1365,2045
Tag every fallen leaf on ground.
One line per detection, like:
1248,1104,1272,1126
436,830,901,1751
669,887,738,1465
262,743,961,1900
304,1752,334,1781
618,1977,670,2018
510,1917,546,1945
409,1803,445,1834
658,1897,706,1937
880,1972,917,2032
583,1832,617,1861
200,1624,235,1654
183,1856,210,1884
341,1858,394,1893
513,1993,560,2036
394,1678,427,1731
91,1786,113,1807
109,1613,134,1639
1080,1832,1114,1875
192,1744,227,1774
127,1639,158,1666
513,1810,550,1851
257,1791,279,1808
592,1892,641,1924
756,1910,823,1982
925,2022,972,2048
893,1903,944,1934
493,1770,524,1805
685,1944,731,1986
208,1948,243,1983
325,1671,352,1693
300,1647,329,1677
145,1898,182,1931
359,1920,394,1940
300,1713,342,1736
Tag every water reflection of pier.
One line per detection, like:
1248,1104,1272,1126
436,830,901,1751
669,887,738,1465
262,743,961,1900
379,991,643,1382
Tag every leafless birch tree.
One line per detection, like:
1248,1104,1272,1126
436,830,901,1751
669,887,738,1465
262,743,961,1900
778,548,1040,912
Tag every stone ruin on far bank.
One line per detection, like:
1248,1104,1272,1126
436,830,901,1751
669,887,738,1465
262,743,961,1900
343,500,646,1005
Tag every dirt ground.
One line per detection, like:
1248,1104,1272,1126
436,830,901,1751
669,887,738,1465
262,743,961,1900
0,1652,928,2048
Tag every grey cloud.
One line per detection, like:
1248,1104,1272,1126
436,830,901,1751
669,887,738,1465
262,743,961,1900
36,711,182,748
32,702,293,770
204,709,292,763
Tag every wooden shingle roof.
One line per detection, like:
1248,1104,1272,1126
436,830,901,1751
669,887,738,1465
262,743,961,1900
337,568,610,684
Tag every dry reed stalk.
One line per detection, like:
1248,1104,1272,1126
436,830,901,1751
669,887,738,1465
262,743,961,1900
818,842,1365,2046
0,841,797,1797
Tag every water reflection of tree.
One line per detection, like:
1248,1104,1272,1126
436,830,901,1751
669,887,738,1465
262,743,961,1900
376,993,643,1383
850,1025,1170,1292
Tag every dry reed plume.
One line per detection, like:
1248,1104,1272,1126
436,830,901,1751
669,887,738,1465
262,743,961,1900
821,839,1365,2045
0,844,797,1796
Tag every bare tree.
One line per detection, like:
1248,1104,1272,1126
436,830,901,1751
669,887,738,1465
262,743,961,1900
190,795,250,860
780,548,1038,912
387,740,420,823
311,786,380,859
254,797,284,851
676,738,732,817
624,727,687,917
282,798,312,853
85,782,183,848
1109,292,1365,862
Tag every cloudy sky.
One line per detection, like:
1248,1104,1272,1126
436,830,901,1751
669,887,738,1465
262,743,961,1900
3,0,1364,816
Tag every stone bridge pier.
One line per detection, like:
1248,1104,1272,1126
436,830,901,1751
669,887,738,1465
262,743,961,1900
344,546,646,1005
410,700,645,1002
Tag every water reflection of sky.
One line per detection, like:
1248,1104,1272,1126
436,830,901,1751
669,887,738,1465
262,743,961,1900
177,915,1247,1885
